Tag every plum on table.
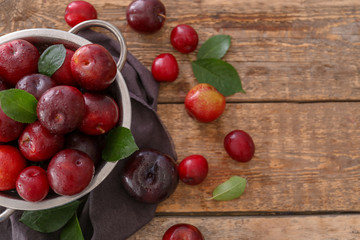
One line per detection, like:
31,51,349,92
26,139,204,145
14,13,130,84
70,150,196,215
151,53,179,82
121,149,179,204
185,83,226,123
126,0,166,33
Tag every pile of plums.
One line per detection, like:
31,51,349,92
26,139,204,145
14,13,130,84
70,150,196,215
0,38,120,202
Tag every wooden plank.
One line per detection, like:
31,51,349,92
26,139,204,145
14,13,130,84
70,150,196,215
128,214,360,240
155,102,360,212
0,1,359,103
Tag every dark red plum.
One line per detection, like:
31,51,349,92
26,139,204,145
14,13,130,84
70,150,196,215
18,121,64,162
162,223,204,240
170,24,199,54
51,48,77,86
65,131,101,166
16,166,49,202
0,39,39,86
64,1,97,27
151,53,179,82
178,155,208,185
224,130,255,162
37,85,86,134
121,149,178,204
0,106,25,143
47,149,94,196
71,44,117,91
79,93,120,135
16,73,57,100
126,0,166,33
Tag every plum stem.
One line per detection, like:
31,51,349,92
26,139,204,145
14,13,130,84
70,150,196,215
158,13,166,19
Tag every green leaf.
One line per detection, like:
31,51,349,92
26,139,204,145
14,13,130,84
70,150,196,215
197,35,231,60
0,88,37,123
102,126,139,162
60,214,84,240
20,200,81,233
211,176,247,201
38,44,66,76
192,58,244,96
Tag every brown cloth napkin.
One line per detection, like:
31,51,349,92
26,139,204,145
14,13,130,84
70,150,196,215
0,30,176,240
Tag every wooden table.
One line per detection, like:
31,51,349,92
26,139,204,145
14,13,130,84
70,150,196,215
1,0,360,239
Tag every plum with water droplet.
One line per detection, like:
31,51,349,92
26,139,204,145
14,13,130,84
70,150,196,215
47,149,94,196
16,166,49,202
0,39,39,86
121,148,178,203
71,44,117,91
16,73,57,100
79,92,120,135
37,85,86,134
18,121,64,162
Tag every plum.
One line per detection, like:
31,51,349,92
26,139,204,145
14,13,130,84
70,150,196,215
0,145,27,191
178,155,208,185
16,166,49,202
0,39,39,86
51,48,77,86
151,53,179,82
71,44,117,91
64,1,97,27
224,130,255,162
79,92,120,135
18,121,64,162
15,73,57,100
121,149,178,204
170,24,199,54
0,106,25,143
65,131,102,166
184,83,226,123
162,223,204,240
47,149,94,196
126,0,166,33
37,85,86,134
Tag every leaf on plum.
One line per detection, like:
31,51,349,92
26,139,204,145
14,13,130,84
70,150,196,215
0,88,37,123
38,44,66,77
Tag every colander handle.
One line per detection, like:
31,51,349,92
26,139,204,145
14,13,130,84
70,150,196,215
68,19,127,71
0,208,15,222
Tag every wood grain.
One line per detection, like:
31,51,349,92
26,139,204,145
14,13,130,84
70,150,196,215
156,102,360,213
129,214,360,240
1,0,359,103
1,0,360,238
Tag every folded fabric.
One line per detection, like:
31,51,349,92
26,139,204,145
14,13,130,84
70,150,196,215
0,29,176,240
